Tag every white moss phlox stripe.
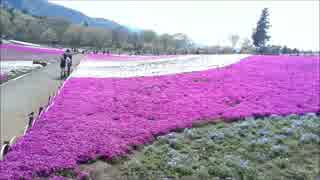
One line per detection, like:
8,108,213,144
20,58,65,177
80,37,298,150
71,54,251,78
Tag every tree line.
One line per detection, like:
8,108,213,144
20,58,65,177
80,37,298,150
0,6,195,54
250,8,317,55
205,8,315,55
1,6,316,55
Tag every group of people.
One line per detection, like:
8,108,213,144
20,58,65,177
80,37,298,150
60,49,73,79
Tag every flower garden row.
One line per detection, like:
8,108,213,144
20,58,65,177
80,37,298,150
0,44,64,55
0,44,64,62
0,55,319,179
0,44,64,84
122,113,320,179
0,73,8,82
86,53,180,61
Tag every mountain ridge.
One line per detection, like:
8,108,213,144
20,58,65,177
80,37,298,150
2,0,130,31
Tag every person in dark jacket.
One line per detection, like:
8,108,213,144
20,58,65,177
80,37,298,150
60,56,66,79
63,49,73,76
66,56,72,76
63,49,72,61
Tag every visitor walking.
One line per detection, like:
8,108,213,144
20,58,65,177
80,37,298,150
66,56,72,76
63,49,73,76
59,56,66,79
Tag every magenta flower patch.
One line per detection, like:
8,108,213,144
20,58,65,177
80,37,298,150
0,55,319,179
0,73,7,82
0,44,64,55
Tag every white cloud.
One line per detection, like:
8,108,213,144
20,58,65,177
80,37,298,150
50,0,319,51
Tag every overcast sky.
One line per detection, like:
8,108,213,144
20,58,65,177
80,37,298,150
50,1,319,51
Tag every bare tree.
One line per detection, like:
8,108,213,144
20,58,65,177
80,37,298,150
12,15,29,40
82,27,112,49
26,20,47,42
142,30,157,53
62,24,84,47
159,33,171,52
0,10,13,37
46,17,71,42
143,30,157,44
240,38,255,54
229,34,240,50
40,28,58,44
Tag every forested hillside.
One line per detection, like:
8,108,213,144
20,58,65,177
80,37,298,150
2,0,124,30
0,5,194,54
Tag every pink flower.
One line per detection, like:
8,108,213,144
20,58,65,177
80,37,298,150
0,55,319,178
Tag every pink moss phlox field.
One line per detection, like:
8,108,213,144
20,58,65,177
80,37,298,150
0,73,8,82
0,55,319,179
0,44,64,55
86,54,179,61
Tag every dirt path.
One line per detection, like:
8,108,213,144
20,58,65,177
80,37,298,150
0,54,84,144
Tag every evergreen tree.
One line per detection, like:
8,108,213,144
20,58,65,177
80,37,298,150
252,8,271,52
